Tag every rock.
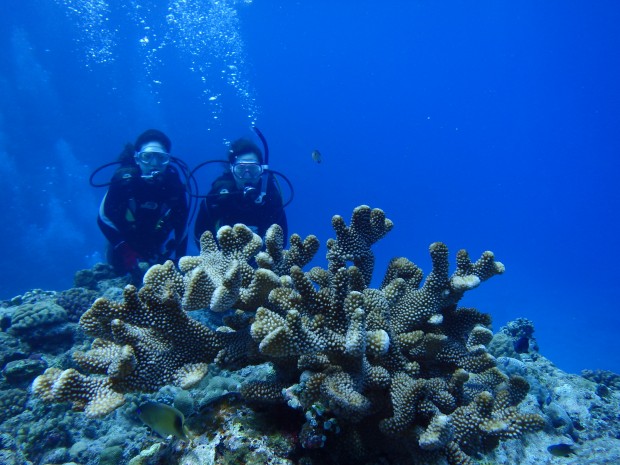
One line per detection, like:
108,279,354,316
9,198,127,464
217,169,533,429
99,445,124,465
2,358,48,386
74,263,117,289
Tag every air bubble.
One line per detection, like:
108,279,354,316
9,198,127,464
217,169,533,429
55,0,258,122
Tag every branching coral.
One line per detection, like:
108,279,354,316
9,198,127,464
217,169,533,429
32,204,542,464
33,261,253,417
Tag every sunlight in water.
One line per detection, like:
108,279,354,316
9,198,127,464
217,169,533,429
54,0,258,124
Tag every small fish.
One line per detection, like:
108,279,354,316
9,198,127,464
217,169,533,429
547,443,576,457
311,149,322,164
137,401,190,441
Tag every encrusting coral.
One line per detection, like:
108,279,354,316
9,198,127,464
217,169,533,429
32,205,544,465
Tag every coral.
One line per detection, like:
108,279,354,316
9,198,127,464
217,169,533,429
451,389,546,456
0,433,30,465
492,318,539,357
127,443,162,465
256,224,320,275
9,301,67,336
73,262,118,290
4,289,56,307
326,205,393,285
55,287,99,322
172,389,195,417
581,369,620,390
32,267,254,416
31,204,543,464
2,357,47,386
179,225,280,312
388,243,502,336
419,414,453,450
99,445,124,465
7,299,74,351
0,388,28,423
244,207,539,464
76,283,217,391
32,367,126,417
0,331,28,368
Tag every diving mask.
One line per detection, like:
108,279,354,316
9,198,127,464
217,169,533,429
135,150,170,167
232,161,263,180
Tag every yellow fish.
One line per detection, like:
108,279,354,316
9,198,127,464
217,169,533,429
311,149,322,164
137,401,190,441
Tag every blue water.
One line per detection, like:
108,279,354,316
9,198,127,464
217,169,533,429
1,1,618,375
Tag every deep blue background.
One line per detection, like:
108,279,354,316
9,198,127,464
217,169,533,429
1,1,618,374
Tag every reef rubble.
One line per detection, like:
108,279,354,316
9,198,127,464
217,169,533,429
0,205,618,465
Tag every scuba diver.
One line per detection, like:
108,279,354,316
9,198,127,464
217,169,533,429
193,133,289,245
95,129,190,279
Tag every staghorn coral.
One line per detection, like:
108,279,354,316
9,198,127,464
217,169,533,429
179,224,264,312
244,206,541,463
32,367,126,417
256,224,320,275
32,205,542,464
326,205,393,286
33,263,253,417
451,388,546,456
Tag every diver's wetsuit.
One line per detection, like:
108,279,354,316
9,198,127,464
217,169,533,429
193,172,287,245
98,164,188,274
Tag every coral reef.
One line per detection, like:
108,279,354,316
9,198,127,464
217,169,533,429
488,349,620,465
28,205,547,464
32,270,254,416
582,369,620,391
2,314,619,465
